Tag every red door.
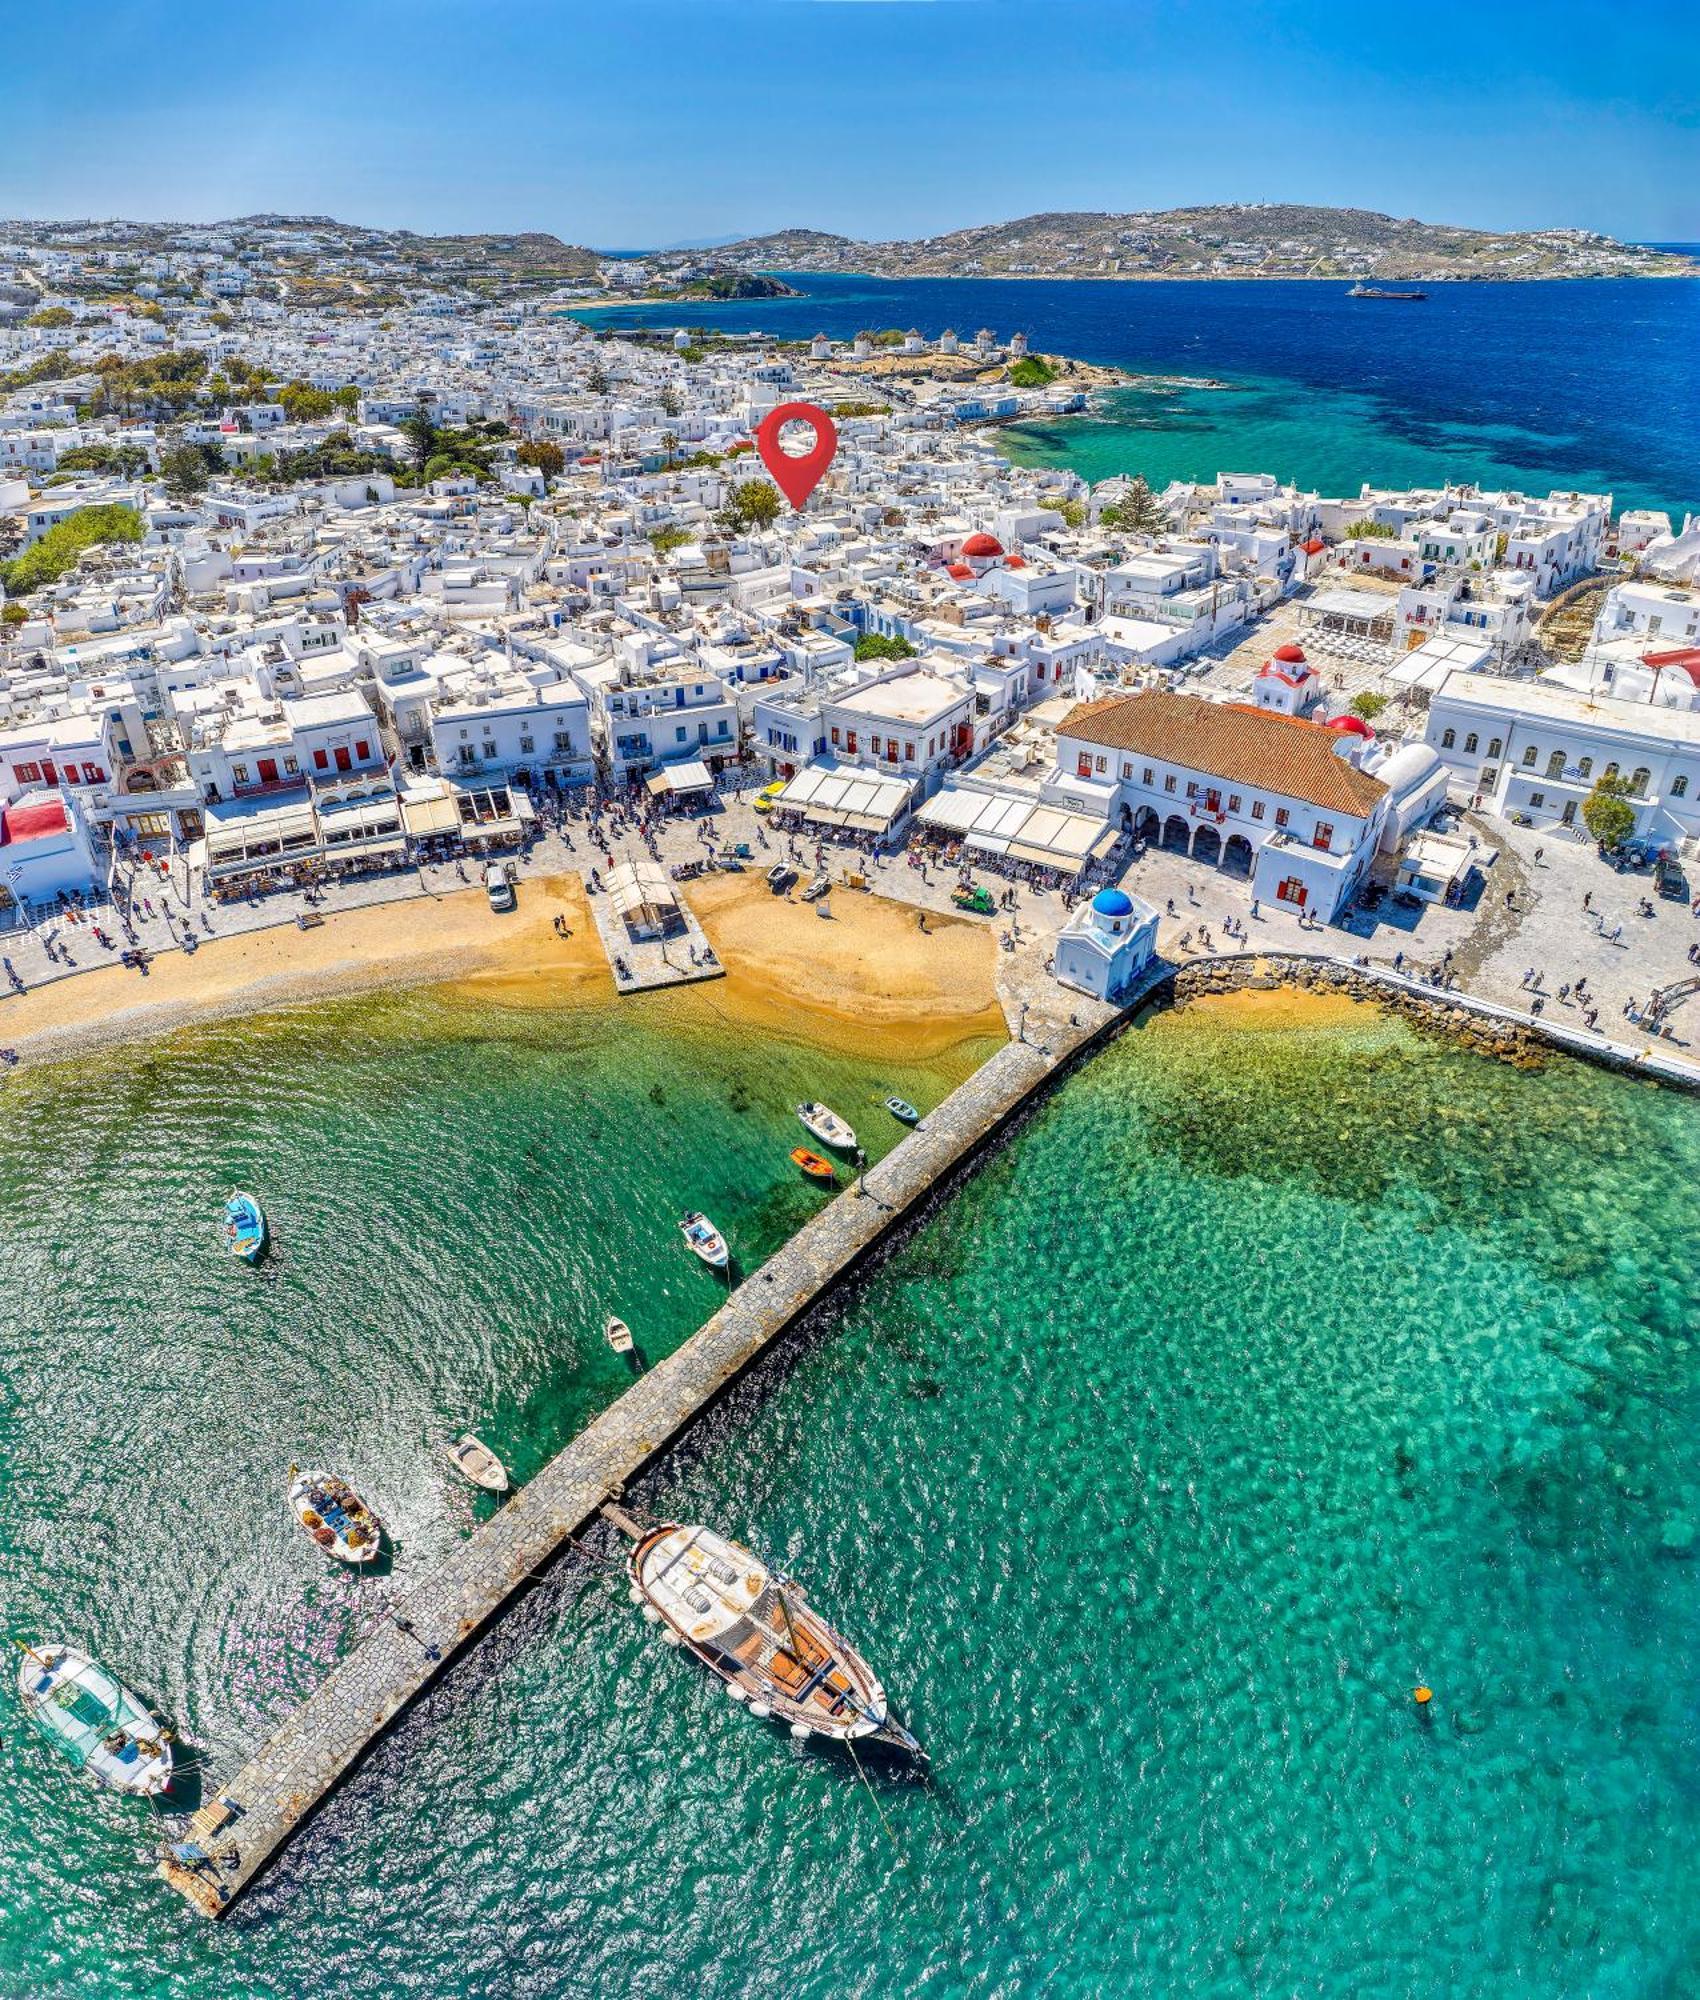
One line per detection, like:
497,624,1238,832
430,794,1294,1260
258,757,279,784
41,761,56,785
334,746,352,772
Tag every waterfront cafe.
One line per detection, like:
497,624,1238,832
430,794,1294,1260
913,782,1120,885
194,790,320,892
768,762,914,846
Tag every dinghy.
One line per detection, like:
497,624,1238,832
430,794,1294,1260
445,1434,509,1493
790,1146,837,1183
15,1642,174,1795
796,1101,857,1152
223,1189,267,1264
605,1314,635,1354
884,1096,921,1125
679,1211,730,1270
628,1522,922,1758
287,1466,383,1563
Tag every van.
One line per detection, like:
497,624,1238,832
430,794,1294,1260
484,860,515,911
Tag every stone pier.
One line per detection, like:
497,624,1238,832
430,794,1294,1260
159,984,1130,1919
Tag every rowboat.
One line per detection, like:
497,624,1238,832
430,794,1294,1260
790,1146,837,1183
445,1434,509,1493
796,1101,857,1152
15,1642,174,1795
884,1096,921,1125
223,1189,267,1264
679,1211,729,1270
287,1466,383,1563
605,1314,635,1354
628,1522,922,1758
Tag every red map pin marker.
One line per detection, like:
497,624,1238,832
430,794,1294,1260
755,402,838,511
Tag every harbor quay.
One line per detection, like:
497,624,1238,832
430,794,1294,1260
158,983,1130,1920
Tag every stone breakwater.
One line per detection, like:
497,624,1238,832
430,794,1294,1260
1166,952,1700,1091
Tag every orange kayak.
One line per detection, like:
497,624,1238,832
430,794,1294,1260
790,1147,837,1183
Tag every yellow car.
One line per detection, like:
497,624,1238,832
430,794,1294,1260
753,780,788,815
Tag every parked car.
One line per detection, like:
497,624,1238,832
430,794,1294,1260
753,780,787,816
1655,855,1689,900
484,860,515,911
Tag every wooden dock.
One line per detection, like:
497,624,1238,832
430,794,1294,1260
159,999,1126,1919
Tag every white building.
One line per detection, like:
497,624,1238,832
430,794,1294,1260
1048,690,1391,921
1052,885,1160,1002
1423,670,1700,841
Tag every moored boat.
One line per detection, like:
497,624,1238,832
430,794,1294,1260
679,1211,729,1270
790,1146,837,1183
287,1465,383,1562
884,1096,920,1125
223,1189,267,1264
605,1314,635,1354
445,1433,509,1493
796,1101,857,1151
15,1642,174,1795
629,1522,921,1757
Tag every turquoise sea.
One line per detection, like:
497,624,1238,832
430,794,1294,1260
586,269,1700,522
4,983,1699,1997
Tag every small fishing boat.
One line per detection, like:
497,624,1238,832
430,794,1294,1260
884,1096,921,1125
287,1466,383,1563
605,1314,635,1354
444,1434,509,1493
15,1642,174,1795
790,1146,837,1183
796,1101,857,1152
628,1522,922,1757
223,1189,267,1264
679,1211,730,1270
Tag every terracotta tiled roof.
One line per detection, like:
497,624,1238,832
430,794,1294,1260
1058,691,1388,818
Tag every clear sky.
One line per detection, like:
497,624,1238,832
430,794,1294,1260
4,0,1697,246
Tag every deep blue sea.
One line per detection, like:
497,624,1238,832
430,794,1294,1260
586,269,1700,522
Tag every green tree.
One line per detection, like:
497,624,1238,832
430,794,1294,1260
331,384,361,419
1345,520,1397,541
1,602,28,628
650,525,692,556
517,439,565,479
718,480,783,534
401,401,438,472
1350,692,1390,721
659,386,682,419
586,365,610,396
1582,773,1636,851
1051,498,1086,529
160,441,211,506
1008,355,1057,389
854,633,918,663
279,380,336,423
1099,475,1168,535
0,503,143,596
25,306,75,328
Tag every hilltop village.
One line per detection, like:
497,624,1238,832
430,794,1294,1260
2,266,1699,1048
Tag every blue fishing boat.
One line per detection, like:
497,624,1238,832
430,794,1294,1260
223,1190,267,1264
884,1096,921,1125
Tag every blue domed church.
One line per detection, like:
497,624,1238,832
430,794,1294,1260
1052,884,1160,1003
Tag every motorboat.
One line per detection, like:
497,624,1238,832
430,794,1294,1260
445,1434,509,1493
884,1096,921,1125
605,1314,635,1354
679,1211,730,1270
15,1642,174,1795
796,1101,857,1152
287,1466,384,1563
628,1522,922,1758
790,1147,837,1183
223,1189,267,1264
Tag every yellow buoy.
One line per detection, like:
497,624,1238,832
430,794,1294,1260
1413,1686,1433,1705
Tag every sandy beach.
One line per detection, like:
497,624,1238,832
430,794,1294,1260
0,870,1006,1068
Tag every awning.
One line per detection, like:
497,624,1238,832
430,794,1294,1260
646,758,715,796
774,762,911,832
400,792,461,838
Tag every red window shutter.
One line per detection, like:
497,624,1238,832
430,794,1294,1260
314,748,329,769
355,740,369,761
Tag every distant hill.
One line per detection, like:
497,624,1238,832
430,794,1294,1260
687,205,1697,282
